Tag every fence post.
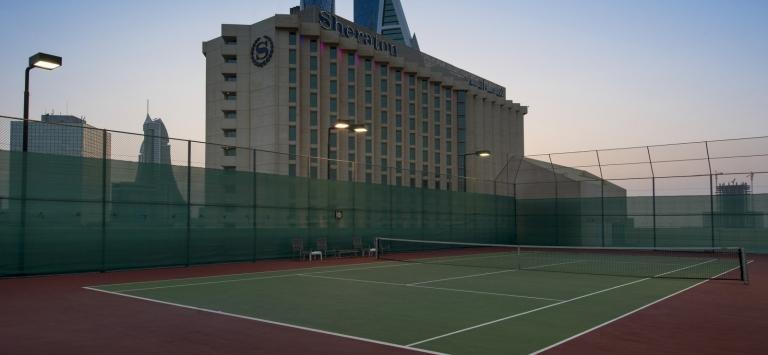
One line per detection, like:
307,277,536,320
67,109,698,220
705,141,715,247
186,140,191,267
252,149,258,262
547,154,559,245
101,129,108,272
646,146,656,248
596,150,605,247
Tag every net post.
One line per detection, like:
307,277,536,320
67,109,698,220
739,248,749,285
375,237,381,260
100,128,108,272
186,140,192,267
516,245,521,270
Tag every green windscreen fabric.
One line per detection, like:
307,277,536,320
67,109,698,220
0,147,766,277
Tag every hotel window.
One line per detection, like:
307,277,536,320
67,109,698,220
288,126,296,141
381,95,388,108
409,88,415,101
311,148,318,157
288,145,296,160
310,167,318,178
381,143,387,155
348,68,355,81
348,102,356,116
223,73,237,82
396,177,402,186
434,97,440,108
421,79,427,90
409,148,415,160
395,131,402,143
309,39,317,53
365,107,372,121
421,92,428,103
289,32,297,45
409,162,416,173
380,64,388,76
381,158,388,169
223,147,236,156
365,59,372,71
310,74,317,89
348,85,355,99
446,127,452,138
395,84,402,97
348,136,356,150
223,36,237,45
381,111,388,124
288,88,296,103
422,150,428,161
223,129,236,138
395,70,402,82
409,104,415,116
329,133,337,146
409,133,415,145
288,164,297,176
408,75,415,85
447,154,452,166
224,92,236,101
329,46,337,59
347,52,355,65
289,49,296,65
224,111,236,119
310,111,318,126
365,90,372,104
434,153,441,165
365,74,372,87
446,141,452,152
434,111,441,123
223,55,237,64
310,93,318,108
381,129,388,140
435,124,441,136
422,122,428,132
330,80,337,94
396,145,402,156
380,79,388,92
365,140,372,153
310,129,318,144
288,69,297,84
434,83,440,94
395,114,402,128
330,63,337,76
422,136,428,146
310,56,318,71
421,107,428,119
330,98,337,112
395,99,402,112
434,138,440,150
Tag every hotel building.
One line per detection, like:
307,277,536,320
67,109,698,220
203,6,527,192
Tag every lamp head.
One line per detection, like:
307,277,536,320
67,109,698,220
29,52,62,70
333,121,350,129
351,124,368,133
476,150,491,158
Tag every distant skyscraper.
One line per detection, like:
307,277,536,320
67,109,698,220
10,114,111,158
139,114,171,164
301,0,335,13
354,0,418,49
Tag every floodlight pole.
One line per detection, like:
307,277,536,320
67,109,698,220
23,66,32,152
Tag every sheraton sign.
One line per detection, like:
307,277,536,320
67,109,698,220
319,11,398,57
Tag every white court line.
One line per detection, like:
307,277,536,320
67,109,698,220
105,252,516,292
83,286,444,355
299,273,564,302
529,260,755,355
408,260,584,286
406,258,718,347
408,269,516,285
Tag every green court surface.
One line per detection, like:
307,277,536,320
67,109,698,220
87,252,743,355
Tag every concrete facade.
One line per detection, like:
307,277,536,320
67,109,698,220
203,7,527,193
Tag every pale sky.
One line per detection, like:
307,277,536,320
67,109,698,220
1,0,766,156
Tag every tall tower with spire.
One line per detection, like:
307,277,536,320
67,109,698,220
139,109,171,165
354,0,418,49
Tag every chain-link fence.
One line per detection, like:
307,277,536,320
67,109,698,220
1,114,765,276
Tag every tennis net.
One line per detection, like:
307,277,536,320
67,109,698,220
376,238,749,282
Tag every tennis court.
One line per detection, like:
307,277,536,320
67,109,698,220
85,238,749,355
